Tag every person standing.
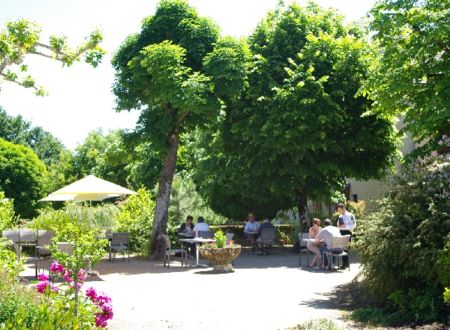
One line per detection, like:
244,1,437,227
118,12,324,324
336,203,355,269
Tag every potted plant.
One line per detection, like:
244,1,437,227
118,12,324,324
199,230,241,273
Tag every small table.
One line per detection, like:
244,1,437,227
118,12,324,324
179,237,215,267
300,238,322,267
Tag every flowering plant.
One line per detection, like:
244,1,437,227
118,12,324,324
35,260,113,329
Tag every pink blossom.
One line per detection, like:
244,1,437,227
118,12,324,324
96,294,112,305
36,280,51,293
37,273,49,281
63,270,73,283
77,269,87,282
70,281,82,291
50,261,64,273
86,287,98,301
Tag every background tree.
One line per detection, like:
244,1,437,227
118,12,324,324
0,19,104,95
192,2,398,227
364,0,450,156
112,0,247,258
0,138,47,218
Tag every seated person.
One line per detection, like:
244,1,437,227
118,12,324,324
307,218,322,268
179,215,194,235
193,216,210,237
244,213,260,252
315,219,341,267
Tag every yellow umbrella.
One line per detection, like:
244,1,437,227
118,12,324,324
40,175,136,202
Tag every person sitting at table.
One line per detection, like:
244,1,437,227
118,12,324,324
307,218,322,268
315,218,341,268
244,213,260,252
179,215,194,234
193,216,210,237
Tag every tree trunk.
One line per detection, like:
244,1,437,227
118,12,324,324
296,190,309,233
150,129,179,259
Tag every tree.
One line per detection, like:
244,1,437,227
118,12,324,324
112,0,247,258
0,19,104,95
192,2,398,227
0,138,47,218
364,0,450,156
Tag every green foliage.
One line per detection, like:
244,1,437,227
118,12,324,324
0,271,40,328
192,2,398,219
0,19,105,95
115,188,154,254
0,238,23,278
364,0,450,156
354,145,450,323
0,138,47,218
213,230,226,248
0,192,16,232
351,307,406,327
287,319,341,330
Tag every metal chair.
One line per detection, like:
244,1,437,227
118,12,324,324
109,232,130,262
162,234,187,268
35,230,55,277
258,228,277,254
298,233,310,267
322,235,351,271
225,232,234,241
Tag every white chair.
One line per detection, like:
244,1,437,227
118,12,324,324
298,233,310,267
35,230,55,277
197,231,212,239
259,228,277,254
322,235,351,271
225,232,234,241
162,234,187,268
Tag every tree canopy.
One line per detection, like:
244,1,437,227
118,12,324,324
192,2,398,221
0,19,104,95
0,138,47,218
364,0,450,155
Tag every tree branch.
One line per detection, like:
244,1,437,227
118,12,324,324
0,73,39,91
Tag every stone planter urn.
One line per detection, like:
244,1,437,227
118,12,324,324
199,245,241,273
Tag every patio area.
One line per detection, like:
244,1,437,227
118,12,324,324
23,250,360,329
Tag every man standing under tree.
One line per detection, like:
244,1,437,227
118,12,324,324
336,203,356,269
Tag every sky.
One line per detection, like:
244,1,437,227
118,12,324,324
0,0,376,149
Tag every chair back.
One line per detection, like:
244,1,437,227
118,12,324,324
330,235,350,251
2,230,20,243
225,232,234,241
37,230,55,247
298,233,309,247
56,242,73,255
197,231,212,239
111,232,129,247
260,228,276,243
20,230,37,244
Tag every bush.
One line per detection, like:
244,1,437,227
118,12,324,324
354,143,450,323
115,188,154,255
0,192,16,232
287,319,341,330
0,238,23,278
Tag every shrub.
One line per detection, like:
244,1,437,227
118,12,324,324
0,192,16,232
354,141,450,323
287,319,341,330
115,188,154,255
0,238,23,278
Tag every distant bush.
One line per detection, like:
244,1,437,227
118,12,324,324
0,192,16,232
354,145,450,324
115,188,154,255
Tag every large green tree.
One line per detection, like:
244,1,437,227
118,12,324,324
192,2,398,225
364,0,450,155
0,19,104,95
112,0,247,258
0,138,47,218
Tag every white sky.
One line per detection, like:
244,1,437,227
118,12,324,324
0,0,376,149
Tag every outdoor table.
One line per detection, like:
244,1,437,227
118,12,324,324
300,238,322,267
178,237,215,267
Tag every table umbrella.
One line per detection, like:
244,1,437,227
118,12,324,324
40,175,137,202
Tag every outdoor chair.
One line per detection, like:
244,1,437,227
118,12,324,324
197,231,212,239
322,235,351,271
35,230,55,277
258,228,277,254
20,230,37,258
225,232,234,241
109,232,130,262
298,233,310,267
162,234,187,268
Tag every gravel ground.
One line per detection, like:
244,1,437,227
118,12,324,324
75,250,361,330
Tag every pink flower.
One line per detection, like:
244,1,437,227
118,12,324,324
96,294,112,305
37,273,49,281
86,287,98,301
101,303,112,313
63,270,73,283
50,261,64,273
70,281,82,291
36,280,50,293
77,269,87,282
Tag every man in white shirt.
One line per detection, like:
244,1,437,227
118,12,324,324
244,213,260,253
336,203,355,268
193,216,210,236
315,219,341,268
